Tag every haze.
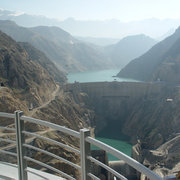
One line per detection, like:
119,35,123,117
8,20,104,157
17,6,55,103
1,0,180,21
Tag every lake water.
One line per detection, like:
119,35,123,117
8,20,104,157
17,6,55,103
91,137,132,161
67,69,139,83
68,69,133,161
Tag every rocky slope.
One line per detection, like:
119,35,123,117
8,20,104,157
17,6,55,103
0,30,94,179
104,34,156,68
19,42,66,83
118,26,180,82
0,30,60,109
132,133,180,178
0,20,112,73
66,81,180,178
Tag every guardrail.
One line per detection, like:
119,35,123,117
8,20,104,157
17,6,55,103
0,111,163,180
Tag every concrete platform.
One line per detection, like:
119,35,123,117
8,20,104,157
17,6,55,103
0,162,65,180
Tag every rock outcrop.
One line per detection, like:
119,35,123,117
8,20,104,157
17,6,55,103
131,134,180,178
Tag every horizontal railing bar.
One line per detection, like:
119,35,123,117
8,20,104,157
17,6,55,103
23,144,81,170
86,137,162,180
88,156,127,180
88,173,101,180
0,149,17,157
22,131,80,154
0,112,14,119
24,156,76,180
0,126,16,132
0,137,16,144
21,116,80,138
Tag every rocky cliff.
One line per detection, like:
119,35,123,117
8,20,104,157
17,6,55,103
0,31,95,179
0,30,60,109
118,26,180,83
66,81,180,178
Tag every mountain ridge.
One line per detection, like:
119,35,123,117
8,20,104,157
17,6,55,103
0,20,112,73
1,9,180,39
104,34,157,68
117,26,180,82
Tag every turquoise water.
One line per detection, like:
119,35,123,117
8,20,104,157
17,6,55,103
67,69,139,83
91,137,132,161
67,69,133,161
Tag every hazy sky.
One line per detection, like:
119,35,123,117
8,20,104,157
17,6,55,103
1,0,180,21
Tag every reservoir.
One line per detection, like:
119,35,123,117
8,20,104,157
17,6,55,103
67,69,139,83
68,69,133,161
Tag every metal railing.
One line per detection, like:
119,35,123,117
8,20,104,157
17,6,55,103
0,111,163,180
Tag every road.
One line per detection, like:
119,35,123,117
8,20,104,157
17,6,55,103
0,84,61,151
29,84,60,117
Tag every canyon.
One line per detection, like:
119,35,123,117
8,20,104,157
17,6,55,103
0,14,180,179
64,81,180,177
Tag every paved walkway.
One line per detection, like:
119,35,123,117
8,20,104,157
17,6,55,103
0,162,65,180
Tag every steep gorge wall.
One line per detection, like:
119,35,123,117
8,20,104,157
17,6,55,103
64,81,180,177
64,82,180,147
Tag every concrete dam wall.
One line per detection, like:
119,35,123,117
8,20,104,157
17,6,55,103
63,81,169,137
64,81,163,99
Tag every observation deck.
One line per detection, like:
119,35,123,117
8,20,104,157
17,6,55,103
0,111,164,180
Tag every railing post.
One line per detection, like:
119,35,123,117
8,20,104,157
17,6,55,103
80,129,91,180
15,110,27,180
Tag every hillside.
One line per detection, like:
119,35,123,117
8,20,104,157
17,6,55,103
19,42,66,83
117,26,180,82
104,34,156,68
0,30,61,108
0,20,112,73
0,30,94,179
151,37,180,83
76,36,119,46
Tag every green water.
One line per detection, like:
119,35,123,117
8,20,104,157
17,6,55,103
67,69,139,83
91,137,132,161
68,69,133,161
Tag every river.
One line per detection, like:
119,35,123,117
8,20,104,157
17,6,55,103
67,69,133,161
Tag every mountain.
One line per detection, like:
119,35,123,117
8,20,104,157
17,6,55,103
117,26,180,83
156,28,175,41
29,25,111,72
1,9,180,39
0,29,93,178
104,34,157,68
0,30,60,108
75,36,119,46
0,20,111,72
19,42,66,83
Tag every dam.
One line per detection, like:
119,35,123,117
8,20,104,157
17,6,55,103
64,81,164,101
63,81,165,132
63,81,180,145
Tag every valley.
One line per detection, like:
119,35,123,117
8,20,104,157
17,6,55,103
64,80,180,177
0,7,180,179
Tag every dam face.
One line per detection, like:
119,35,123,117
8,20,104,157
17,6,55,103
64,81,166,137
